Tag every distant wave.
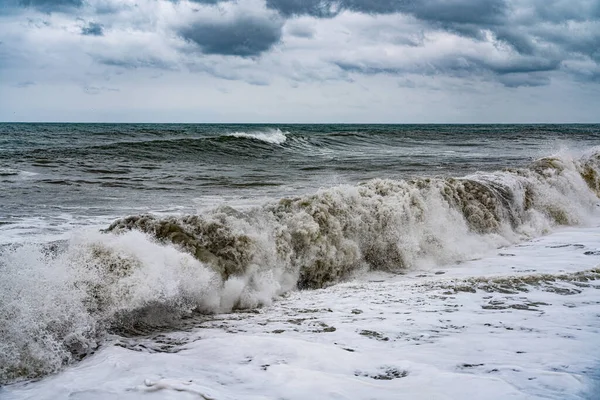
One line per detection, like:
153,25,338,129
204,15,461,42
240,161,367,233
1,148,599,384
227,128,288,145
8,129,294,163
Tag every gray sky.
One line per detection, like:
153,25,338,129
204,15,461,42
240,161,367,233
0,0,599,123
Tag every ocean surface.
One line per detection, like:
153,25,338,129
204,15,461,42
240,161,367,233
1,123,598,242
1,123,600,399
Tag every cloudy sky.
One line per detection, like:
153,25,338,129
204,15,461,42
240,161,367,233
0,0,599,123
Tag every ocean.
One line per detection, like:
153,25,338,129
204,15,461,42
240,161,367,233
0,123,599,399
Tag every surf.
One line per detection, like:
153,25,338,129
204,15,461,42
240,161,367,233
0,148,599,385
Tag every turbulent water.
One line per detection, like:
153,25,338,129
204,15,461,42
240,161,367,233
1,123,600,385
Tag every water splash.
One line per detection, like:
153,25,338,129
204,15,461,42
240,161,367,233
1,149,599,384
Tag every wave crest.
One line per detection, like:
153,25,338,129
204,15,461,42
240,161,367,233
227,128,288,145
106,150,600,288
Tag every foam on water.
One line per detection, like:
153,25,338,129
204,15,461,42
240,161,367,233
0,230,238,383
0,148,599,384
2,223,600,400
227,128,288,145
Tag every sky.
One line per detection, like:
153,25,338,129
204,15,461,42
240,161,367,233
0,0,599,123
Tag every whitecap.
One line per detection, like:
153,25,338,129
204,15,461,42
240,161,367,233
227,128,288,145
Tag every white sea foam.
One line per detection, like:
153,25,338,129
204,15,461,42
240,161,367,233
227,128,288,144
0,148,599,385
2,222,599,399
0,229,293,383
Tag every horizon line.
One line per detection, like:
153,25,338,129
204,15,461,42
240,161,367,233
2,121,600,125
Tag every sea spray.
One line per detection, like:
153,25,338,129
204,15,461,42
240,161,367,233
0,231,228,383
106,151,600,288
1,149,599,384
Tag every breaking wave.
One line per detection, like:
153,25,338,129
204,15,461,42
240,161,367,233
227,128,288,145
1,149,600,385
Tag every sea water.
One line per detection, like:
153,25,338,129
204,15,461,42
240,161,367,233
0,124,599,399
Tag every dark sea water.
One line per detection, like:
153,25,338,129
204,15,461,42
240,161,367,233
1,123,600,388
1,123,599,242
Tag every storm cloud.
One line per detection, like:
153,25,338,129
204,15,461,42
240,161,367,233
81,22,104,36
266,0,507,23
0,0,599,122
180,14,284,57
18,0,83,11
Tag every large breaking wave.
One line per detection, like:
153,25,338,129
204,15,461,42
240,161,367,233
1,149,599,384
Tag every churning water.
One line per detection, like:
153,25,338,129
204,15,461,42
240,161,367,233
1,123,599,385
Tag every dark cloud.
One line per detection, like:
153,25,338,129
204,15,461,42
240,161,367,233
265,0,342,18
421,1,599,61
2,0,598,90
269,0,598,87
410,0,506,25
484,57,562,75
179,15,283,57
164,0,227,3
492,31,599,82
266,0,506,24
529,0,600,23
266,0,507,49
566,63,600,84
554,33,600,63
81,22,104,36
0,0,82,14
494,29,537,56
19,0,82,11
187,0,229,3
334,52,563,87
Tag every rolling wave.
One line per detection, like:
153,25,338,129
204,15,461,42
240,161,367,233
4,126,492,164
5,129,298,163
1,148,599,384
